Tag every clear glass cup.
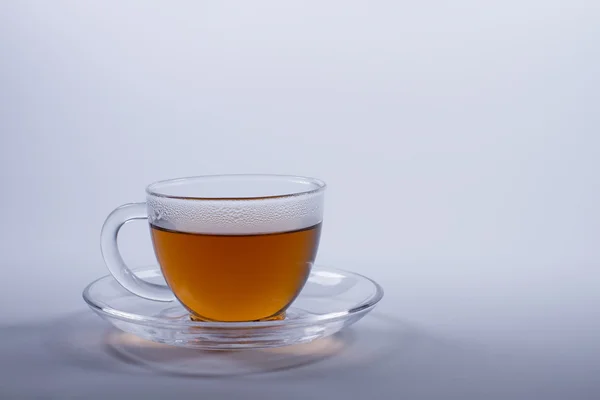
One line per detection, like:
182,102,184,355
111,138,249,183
100,174,326,322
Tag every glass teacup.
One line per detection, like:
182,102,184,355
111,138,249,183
100,174,325,322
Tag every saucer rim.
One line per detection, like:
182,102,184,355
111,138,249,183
83,264,384,329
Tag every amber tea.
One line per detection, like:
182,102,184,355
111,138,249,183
150,223,321,322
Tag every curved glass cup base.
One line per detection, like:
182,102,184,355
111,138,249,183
189,311,286,322
83,265,384,350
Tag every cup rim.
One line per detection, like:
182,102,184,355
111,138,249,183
145,174,326,201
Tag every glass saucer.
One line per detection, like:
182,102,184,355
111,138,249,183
83,265,384,350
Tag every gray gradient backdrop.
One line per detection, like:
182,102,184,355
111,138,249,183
1,1,599,399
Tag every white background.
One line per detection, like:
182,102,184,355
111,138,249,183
1,1,599,397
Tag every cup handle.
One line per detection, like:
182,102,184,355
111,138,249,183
100,202,175,302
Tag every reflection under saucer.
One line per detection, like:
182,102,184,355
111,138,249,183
105,328,349,377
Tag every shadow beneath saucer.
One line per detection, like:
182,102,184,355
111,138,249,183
39,308,427,379
42,310,358,377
